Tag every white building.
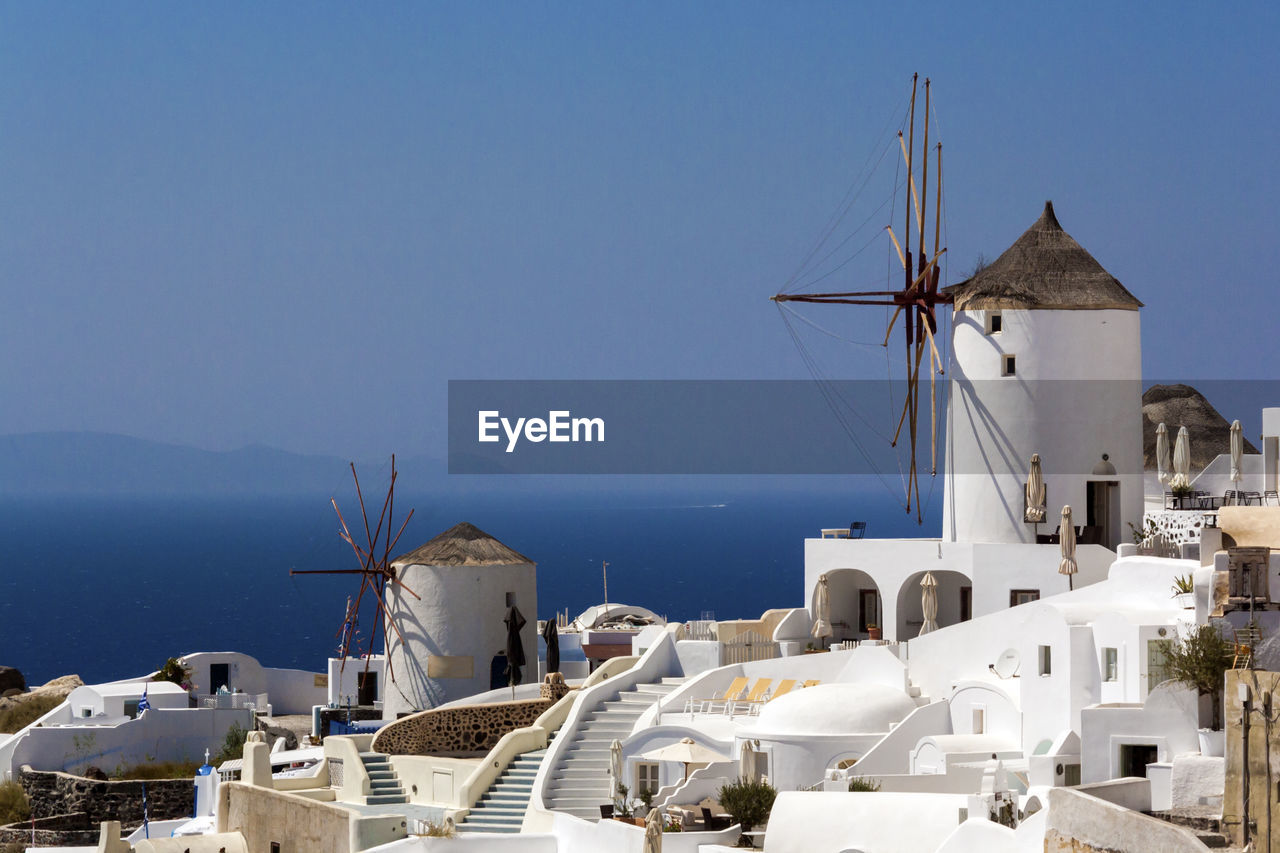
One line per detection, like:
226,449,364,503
383,521,538,717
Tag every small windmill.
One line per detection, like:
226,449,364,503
772,74,951,522
291,455,420,687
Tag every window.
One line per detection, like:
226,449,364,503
123,699,140,719
971,706,986,734
270,844,282,853
1001,354,1017,376
1103,647,1118,682
1038,644,1052,676
1010,589,1040,607
636,762,659,798
959,586,972,622
1063,764,1081,786
985,311,1003,335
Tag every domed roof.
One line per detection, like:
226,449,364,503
753,682,915,736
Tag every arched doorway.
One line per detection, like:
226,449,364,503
895,570,973,639
819,570,883,642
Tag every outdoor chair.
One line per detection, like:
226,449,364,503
849,521,867,539
1224,490,1240,506
801,679,821,688
1164,491,1176,509
1244,491,1263,506
725,678,772,716
685,676,748,715
599,804,614,820
701,807,733,831
1266,490,1279,506
735,679,795,716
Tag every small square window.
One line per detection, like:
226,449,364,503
1001,354,1017,376
1010,589,1040,607
1104,647,1118,682
986,312,1003,335
1039,644,1052,676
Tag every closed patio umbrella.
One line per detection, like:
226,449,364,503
1025,453,1046,524
1059,505,1078,591
1230,419,1244,491
1170,426,1191,492
1156,423,1171,486
504,606,527,698
610,738,624,804
918,572,939,636
811,573,832,643
541,618,560,676
643,808,663,853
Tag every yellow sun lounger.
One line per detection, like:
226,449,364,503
685,676,749,715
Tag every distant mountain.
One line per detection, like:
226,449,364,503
0,432,436,497
1141,384,1257,474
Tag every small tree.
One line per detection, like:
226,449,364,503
717,777,777,836
1159,623,1234,729
847,776,881,792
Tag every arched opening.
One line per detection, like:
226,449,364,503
895,570,974,639
821,570,882,642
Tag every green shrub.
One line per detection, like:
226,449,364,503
847,776,881,792
214,723,250,764
716,777,777,834
0,780,30,826
0,693,62,734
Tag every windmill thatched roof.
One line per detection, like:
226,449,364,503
943,202,1143,311
1141,384,1257,473
392,521,533,567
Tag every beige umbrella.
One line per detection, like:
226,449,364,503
739,740,761,782
811,573,832,642
610,738,624,806
1025,453,1046,524
1059,505,1078,591
640,737,731,781
643,807,663,853
1155,423,1171,486
1170,426,1191,491
1230,419,1244,491
918,572,939,636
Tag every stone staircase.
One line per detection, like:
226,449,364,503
360,752,407,805
543,677,685,822
456,746,549,834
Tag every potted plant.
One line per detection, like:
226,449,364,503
1171,574,1195,609
717,777,777,845
1157,623,1233,754
866,624,882,641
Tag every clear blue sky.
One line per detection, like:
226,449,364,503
2,3,1277,458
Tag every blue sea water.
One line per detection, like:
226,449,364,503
0,487,938,686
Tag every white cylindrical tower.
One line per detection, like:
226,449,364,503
383,522,537,718
941,202,1144,547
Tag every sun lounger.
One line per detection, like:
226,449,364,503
726,678,772,716
801,679,821,688
684,676,748,715
735,679,797,716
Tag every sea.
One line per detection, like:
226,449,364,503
0,485,941,686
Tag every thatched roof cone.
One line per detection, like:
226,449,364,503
392,521,533,567
943,201,1143,311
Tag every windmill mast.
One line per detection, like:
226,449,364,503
771,73,951,523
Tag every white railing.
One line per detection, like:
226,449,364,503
684,620,716,641
200,692,268,711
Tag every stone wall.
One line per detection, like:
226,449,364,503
1223,669,1280,850
0,811,100,847
19,766,194,823
1044,787,1209,853
371,698,551,756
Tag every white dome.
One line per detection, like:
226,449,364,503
753,683,916,736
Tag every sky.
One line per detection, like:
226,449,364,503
2,3,1277,460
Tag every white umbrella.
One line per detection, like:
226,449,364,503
1230,419,1244,490
643,808,663,853
1155,423,1171,486
739,740,759,782
1170,426,1191,491
610,738,624,806
639,737,731,781
918,572,939,636
1059,505,1078,591
1025,453,1046,524
811,573,832,641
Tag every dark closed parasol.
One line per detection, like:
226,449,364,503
541,617,560,676
504,606,527,688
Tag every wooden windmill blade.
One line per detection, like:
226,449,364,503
291,454,418,685
771,73,952,523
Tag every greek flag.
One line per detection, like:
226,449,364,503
137,687,150,714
